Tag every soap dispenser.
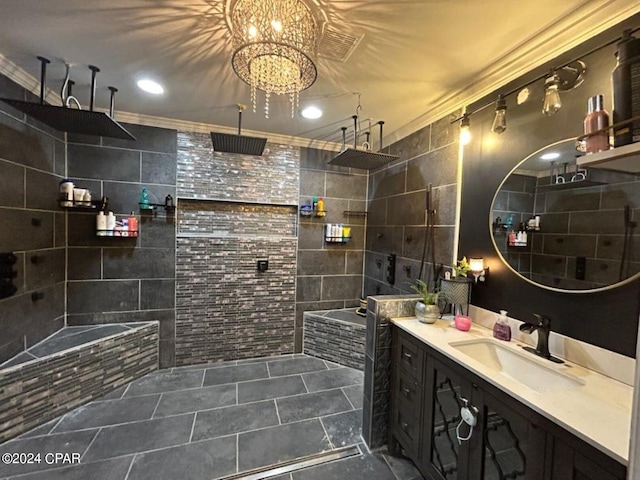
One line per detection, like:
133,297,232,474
493,310,511,341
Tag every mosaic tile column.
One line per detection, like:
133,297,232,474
362,296,418,449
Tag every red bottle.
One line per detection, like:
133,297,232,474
128,212,138,238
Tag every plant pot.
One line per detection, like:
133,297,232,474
415,301,440,324
439,277,472,315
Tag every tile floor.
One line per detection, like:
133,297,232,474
0,354,422,480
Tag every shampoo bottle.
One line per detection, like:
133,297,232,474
96,211,107,236
106,211,116,236
493,310,511,341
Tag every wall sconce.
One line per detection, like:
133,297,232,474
459,113,471,145
492,94,507,134
469,257,488,282
542,70,562,116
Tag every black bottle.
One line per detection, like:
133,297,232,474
612,29,640,147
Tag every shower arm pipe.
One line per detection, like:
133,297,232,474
353,115,358,149
378,121,385,152
451,25,640,124
108,87,118,118
37,56,51,105
88,65,100,112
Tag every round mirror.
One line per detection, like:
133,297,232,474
490,138,639,292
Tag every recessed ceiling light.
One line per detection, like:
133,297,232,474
540,152,561,160
137,79,165,95
301,106,322,119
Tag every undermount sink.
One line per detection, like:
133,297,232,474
449,338,585,393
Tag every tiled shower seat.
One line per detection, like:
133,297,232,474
0,322,159,442
303,309,366,370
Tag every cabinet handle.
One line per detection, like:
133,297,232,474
403,351,412,359
401,422,409,431
401,387,411,397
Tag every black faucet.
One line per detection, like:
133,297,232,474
519,314,564,364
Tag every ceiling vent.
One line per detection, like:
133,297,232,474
210,105,267,156
318,27,363,62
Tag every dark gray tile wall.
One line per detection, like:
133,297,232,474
0,76,66,364
302,312,365,370
66,123,177,368
364,112,461,298
297,147,368,351
0,323,158,442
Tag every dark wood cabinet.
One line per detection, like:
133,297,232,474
389,326,626,480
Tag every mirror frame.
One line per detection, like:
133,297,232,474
489,138,640,294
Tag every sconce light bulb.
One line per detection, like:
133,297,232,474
492,95,507,134
542,73,562,116
460,114,471,145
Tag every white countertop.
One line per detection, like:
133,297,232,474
392,316,633,465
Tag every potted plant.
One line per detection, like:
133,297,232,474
440,257,473,315
410,279,441,324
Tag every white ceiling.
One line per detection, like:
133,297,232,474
0,0,638,147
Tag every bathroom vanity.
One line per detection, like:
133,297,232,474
388,318,629,480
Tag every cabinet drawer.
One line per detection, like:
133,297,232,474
396,332,424,380
392,404,421,455
394,367,423,411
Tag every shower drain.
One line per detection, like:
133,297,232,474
218,444,363,480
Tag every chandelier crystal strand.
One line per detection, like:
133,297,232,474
230,0,319,118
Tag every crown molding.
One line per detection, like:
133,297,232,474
386,0,640,146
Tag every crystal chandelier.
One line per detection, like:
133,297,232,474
229,0,319,118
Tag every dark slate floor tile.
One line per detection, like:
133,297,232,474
203,363,268,387
276,389,352,424
82,414,194,462
6,456,134,480
28,325,130,357
321,409,363,448
127,436,236,480
52,395,160,433
192,400,279,442
303,368,364,392
125,369,204,396
238,419,332,472
342,384,364,409
17,418,59,439
154,384,236,417
0,430,97,477
96,385,128,401
292,453,397,480
1,351,37,368
381,452,423,480
238,375,307,404
324,360,344,369
267,357,328,377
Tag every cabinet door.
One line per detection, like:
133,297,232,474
469,390,546,480
551,438,625,480
422,357,474,480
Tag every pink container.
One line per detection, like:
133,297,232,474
454,315,472,331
